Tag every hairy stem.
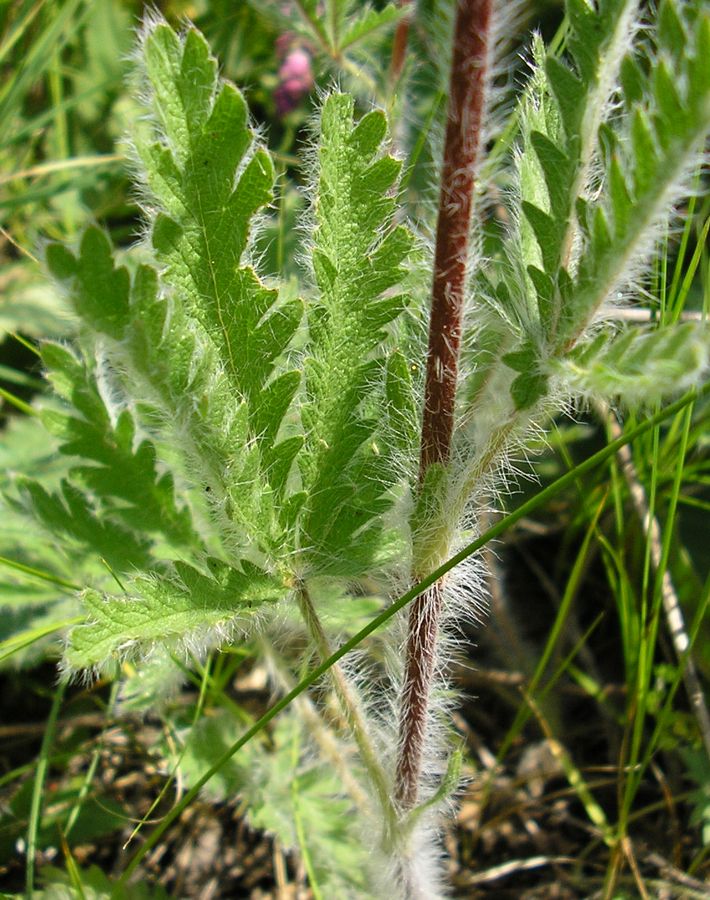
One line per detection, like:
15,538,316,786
395,0,494,813
259,637,372,811
296,585,397,832
418,0,492,473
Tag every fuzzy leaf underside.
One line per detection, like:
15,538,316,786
66,561,286,669
552,322,710,404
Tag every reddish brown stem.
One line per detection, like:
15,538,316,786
394,582,445,811
395,0,493,814
390,1,412,83
419,0,492,474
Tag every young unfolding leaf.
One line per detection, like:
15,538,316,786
551,322,710,405
562,7,710,345
491,0,710,417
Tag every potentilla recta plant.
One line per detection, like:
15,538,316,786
9,0,710,895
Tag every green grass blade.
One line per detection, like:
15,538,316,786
0,0,87,129
0,555,80,590
26,679,67,895
0,618,82,664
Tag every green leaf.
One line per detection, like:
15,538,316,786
18,479,153,574
46,228,130,340
530,130,574,222
527,266,555,331
501,339,550,410
630,109,658,196
136,22,301,442
563,0,710,345
385,350,419,455
502,340,537,374
504,0,647,342
40,343,199,551
297,94,413,575
552,322,710,405
657,0,686,55
339,4,401,51
178,709,370,897
521,202,559,274
66,560,286,669
545,57,585,137
47,220,285,559
619,56,646,106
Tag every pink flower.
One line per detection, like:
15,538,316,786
274,46,314,116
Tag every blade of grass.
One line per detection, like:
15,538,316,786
489,495,607,770
0,0,87,128
669,215,710,324
523,692,613,845
64,681,120,838
26,679,67,896
0,0,43,67
0,386,35,415
398,90,445,196
9,332,41,356
0,555,80,590
0,618,83,664
123,654,214,848
59,830,89,900
290,657,324,900
0,364,44,389
0,154,125,187
621,399,695,828
8,78,116,148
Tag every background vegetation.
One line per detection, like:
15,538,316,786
1,0,709,897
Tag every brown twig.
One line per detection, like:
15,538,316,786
394,0,494,814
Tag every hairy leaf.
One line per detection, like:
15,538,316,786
552,322,710,404
66,560,286,669
297,94,413,575
18,478,154,574
135,24,302,439
40,342,199,551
